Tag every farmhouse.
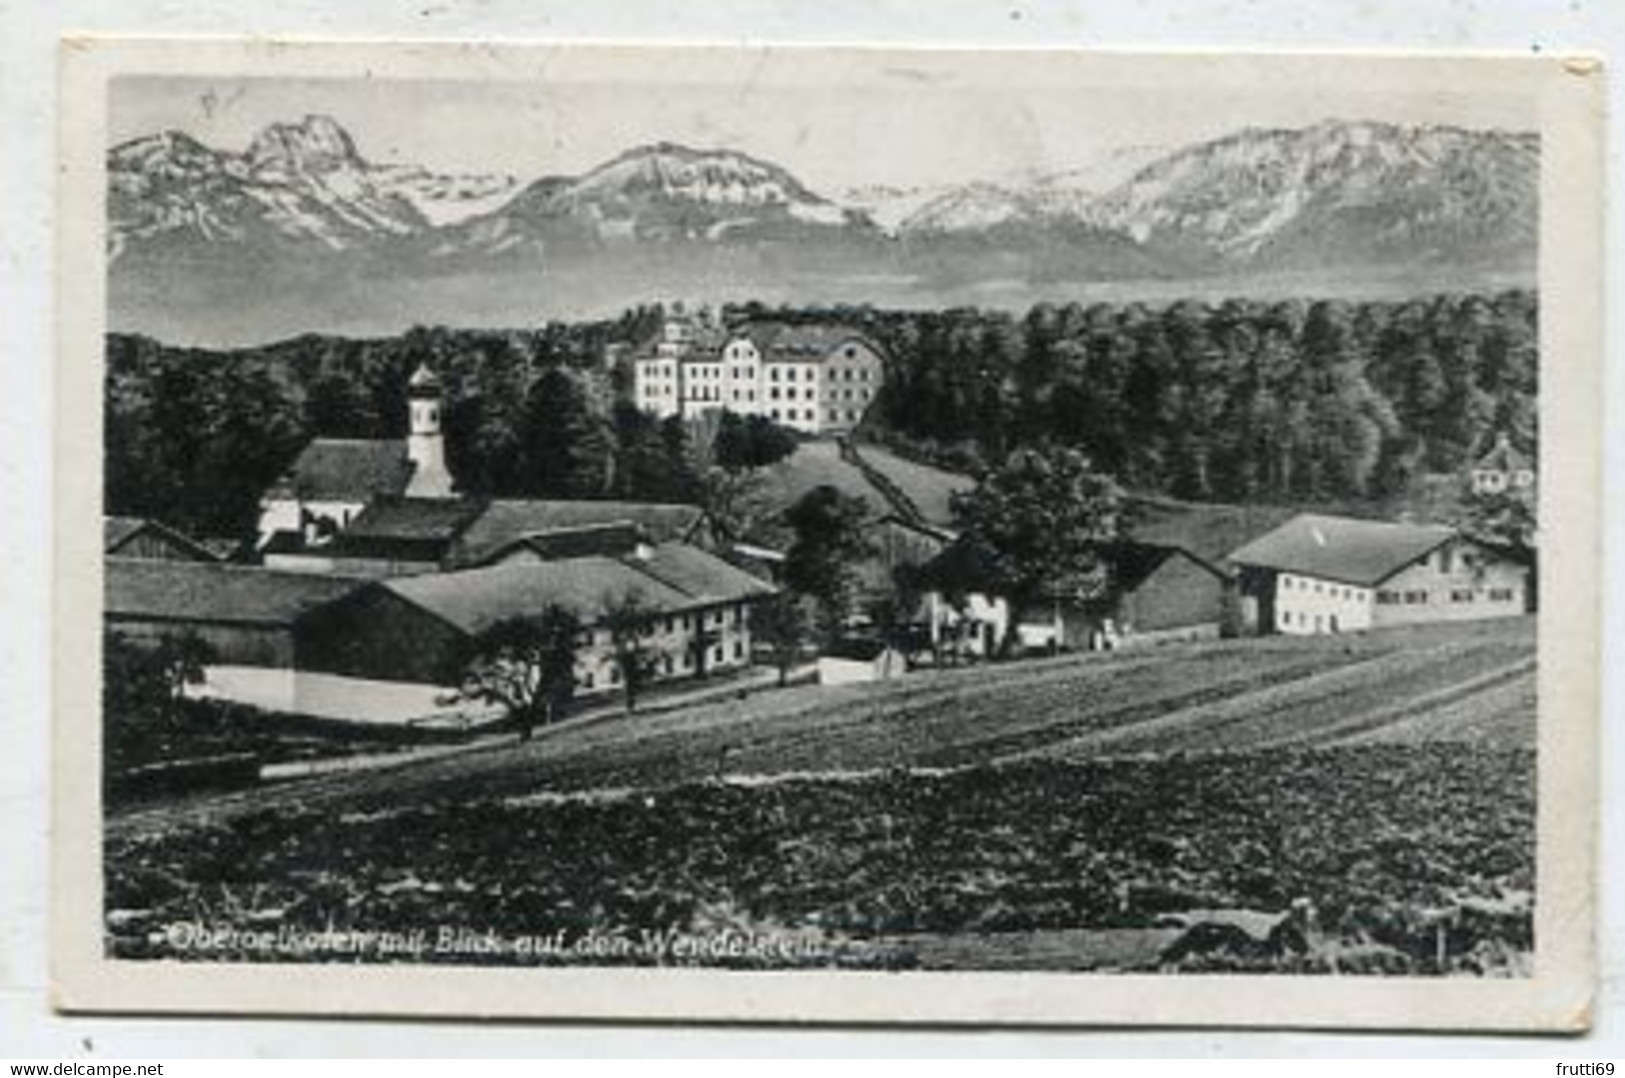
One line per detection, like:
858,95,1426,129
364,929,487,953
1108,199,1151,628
917,538,1230,657
105,516,222,563
105,558,364,667
296,543,776,693
1469,431,1537,498
633,315,886,436
1229,513,1529,635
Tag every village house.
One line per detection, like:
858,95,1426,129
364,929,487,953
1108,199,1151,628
632,313,886,436
1228,513,1530,636
915,538,1231,658
295,543,776,696
107,540,776,722
1469,431,1537,498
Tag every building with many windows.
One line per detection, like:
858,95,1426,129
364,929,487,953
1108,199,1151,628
633,316,886,435
1229,513,1530,635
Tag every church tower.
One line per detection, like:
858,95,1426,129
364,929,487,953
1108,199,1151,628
404,363,455,499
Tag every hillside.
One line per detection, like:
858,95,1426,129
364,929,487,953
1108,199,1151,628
755,441,973,530
107,619,1536,973
111,617,1533,839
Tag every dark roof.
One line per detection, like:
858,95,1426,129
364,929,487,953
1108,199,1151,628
630,543,776,605
733,321,885,363
1228,513,1458,587
341,497,486,543
448,499,707,567
105,559,364,627
477,522,646,565
383,543,771,636
266,439,414,502
1123,497,1300,568
1106,541,1225,594
103,516,221,561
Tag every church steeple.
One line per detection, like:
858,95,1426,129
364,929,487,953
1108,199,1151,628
404,363,455,499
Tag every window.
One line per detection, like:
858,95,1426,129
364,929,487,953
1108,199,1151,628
609,667,621,685
769,388,780,400
1405,591,1428,605
582,672,594,689
734,641,744,659
1279,610,1291,627
1439,547,1454,573
711,646,724,665
1490,588,1515,602
1451,589,1474,603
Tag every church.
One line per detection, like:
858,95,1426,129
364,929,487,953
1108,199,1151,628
257,364,719,574
256,363,456,552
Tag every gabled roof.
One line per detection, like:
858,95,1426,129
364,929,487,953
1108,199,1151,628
448,499,707,567
381,543,771,636
1104,541,1226,594
340,497,487,544
630,543,777,605
476,522,646,565
732,321,884,363
105,559,364,627
265,439,415,502
1473,433,1535,474
103,516,222,562
1227,513,1458,587
1123,497,1300,568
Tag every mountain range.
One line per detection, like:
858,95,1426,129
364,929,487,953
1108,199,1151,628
107,114,1538,345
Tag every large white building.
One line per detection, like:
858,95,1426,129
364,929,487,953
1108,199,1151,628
633,317,886,435
1229,513,1531,636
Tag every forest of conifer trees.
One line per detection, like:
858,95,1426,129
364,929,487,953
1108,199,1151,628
103,291,1535,541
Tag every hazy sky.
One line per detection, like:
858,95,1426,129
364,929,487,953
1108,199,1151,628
110,58,1537,194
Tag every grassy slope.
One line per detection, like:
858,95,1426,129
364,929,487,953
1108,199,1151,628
111,616,1535,839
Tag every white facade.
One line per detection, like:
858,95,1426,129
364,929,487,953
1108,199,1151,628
1272,572,1374,635
404,371,454,499
1271,539,1528,636
633,327,884,435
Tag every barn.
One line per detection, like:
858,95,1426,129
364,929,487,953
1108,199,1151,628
296,543,775,692
1089,541,1233,647
104,559,364,667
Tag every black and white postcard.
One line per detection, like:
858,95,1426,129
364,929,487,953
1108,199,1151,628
54,39,1604,1029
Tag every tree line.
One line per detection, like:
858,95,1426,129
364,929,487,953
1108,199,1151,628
826,290,1537,505
105,290,1535,541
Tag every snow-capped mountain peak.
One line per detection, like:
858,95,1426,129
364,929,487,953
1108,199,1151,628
247,114,361,174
